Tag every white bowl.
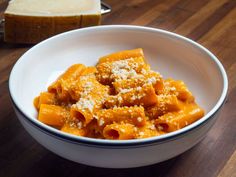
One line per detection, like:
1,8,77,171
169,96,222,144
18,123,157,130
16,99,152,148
9,25,228,168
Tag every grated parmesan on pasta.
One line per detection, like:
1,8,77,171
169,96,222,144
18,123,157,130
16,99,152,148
35,48,204,140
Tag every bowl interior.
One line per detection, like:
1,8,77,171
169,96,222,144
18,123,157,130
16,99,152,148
10,26,225,138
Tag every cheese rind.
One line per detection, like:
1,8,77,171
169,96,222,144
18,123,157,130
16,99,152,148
4,0,101,44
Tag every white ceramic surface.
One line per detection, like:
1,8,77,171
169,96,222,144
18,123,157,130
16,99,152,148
9,25,228,168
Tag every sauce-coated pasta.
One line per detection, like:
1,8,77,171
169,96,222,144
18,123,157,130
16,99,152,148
34,48,204,140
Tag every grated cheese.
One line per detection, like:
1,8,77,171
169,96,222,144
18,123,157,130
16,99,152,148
120,128,125,133
147,77,157,84
139,132,144,136
76,97,95,112
117,96,123,103
111,58,139,80
77,121,82,129
149,124,156,130
99,118,105,126
157,126,164,131
119,88,133,94
137,117,143,122
136,86,142,91
141,68,147,74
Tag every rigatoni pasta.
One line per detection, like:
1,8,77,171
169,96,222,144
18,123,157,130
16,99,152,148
95,106,146,127
48,64,86,102
155,104,204,132
34,48,204,140
38,104,69,127
98,48,144,64
103,123,136,140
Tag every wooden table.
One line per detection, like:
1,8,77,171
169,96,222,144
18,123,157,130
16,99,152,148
0,0,236,176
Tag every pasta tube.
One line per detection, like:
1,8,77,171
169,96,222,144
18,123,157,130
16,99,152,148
81,66,97,75
135,121,164,139
105,84,157,108
103,123,135,140
95,106,146,127
70,98,95,126
69,73,109,126
98,48,145,64
165,79,194,102
113,70,164,94
146,94,182,119
38,104,69,127
34,92,58,110
48,64,86,102
155,104,204,132
96,57,149,85
69,73,109,101
85,119,104,139
61,122,87,136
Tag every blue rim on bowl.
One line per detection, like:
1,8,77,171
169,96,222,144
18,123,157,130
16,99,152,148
8,25,228,147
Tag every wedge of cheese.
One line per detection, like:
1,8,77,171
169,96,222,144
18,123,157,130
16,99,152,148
4,0,101,44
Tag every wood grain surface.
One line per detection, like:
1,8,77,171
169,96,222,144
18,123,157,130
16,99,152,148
0,0,236,176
